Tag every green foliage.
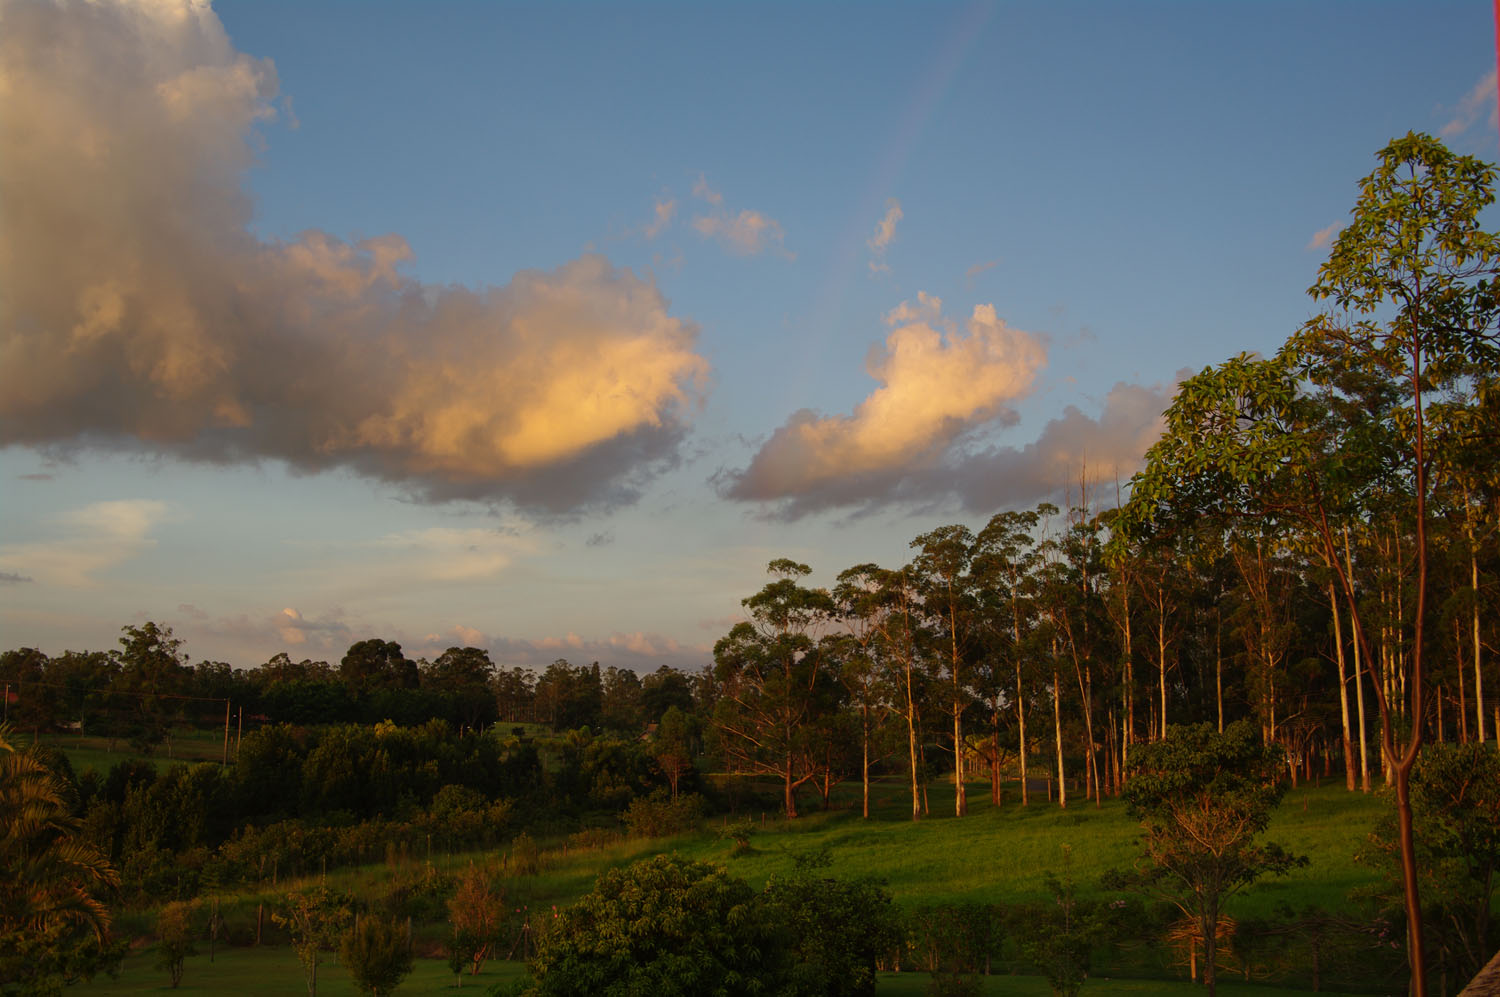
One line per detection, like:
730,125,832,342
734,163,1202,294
762,849,901,997
1118,721,1303,993
1016,855,1109,997
529,853,786,996
0,723,123,997
622,789,704,838
340,914,413,997
446,862,506,979
271,886,351,997
153,900,197,988
905,901,1004,975
1362,743,1500,984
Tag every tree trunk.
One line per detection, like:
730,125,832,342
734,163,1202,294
1053,666,1066,809
1345,528,1371,793
1466,486,1486,743
907,663,921,821
1331,582,1356,790
1016,658,1029,807
862,703,870,819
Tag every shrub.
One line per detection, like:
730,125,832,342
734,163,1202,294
340,914,413,997
621,789,704,838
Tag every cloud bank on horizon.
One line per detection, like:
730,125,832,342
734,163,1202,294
0,0,709,513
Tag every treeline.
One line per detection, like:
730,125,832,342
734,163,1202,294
0,625,704,743
55,718,720,908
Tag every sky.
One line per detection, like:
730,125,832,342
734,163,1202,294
2,0,1497,674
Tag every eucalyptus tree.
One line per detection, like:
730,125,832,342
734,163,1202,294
831,569,898,819
1123,134,1500,992
911,524,978,816
834,563,929,820
712,559,836,818
974,506,1046,805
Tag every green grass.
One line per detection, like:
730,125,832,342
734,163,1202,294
71,946,1341,995
37,729,228,774
496,777,1387,919
90,776,1397,994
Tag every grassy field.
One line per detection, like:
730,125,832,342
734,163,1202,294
87,777,1400,994
74,945,1345,995
38,728,228,774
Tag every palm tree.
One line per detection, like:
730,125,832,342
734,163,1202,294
0,723,120,987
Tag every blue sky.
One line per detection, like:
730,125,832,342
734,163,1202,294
2,0,1495,672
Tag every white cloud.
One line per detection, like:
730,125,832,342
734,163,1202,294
372,526,537,583
0,0,709,512
1441,69,1499,138
690,175,791,257
722,292,1046,511
867,198,903,273
0,499,168,587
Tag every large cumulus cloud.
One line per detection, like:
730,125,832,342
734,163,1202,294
0,0,708,511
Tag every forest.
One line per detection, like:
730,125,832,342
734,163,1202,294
3,134,1499,996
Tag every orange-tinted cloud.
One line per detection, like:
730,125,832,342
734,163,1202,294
690,175,791,257
721,293,1047,515
0,0,709,512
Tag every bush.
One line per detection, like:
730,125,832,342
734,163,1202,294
530,854,786,996
340,915,413,997
762,851,901,997
154,900,198,988
621,789,704,838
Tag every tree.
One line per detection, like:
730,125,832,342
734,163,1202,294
912,524,978,817
339,639,418,697
340,914,413,997
529,854,786,996
640,666,694,724
1017,849,1109,997
0,723,122,996
599,666,644,733
973,507,1045,807
1118,721,1302,996
1292,133,1500,989
115,622,191,752
651,706,697,801
422,646,497,730
272,886,352,997
1121,134,1500,992
154,900,197,988
712,559,836,818
1364,742,1500,984
760,850,900,997
446,862,506,982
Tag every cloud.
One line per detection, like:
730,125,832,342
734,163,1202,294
1441,69,1499,138
0,499,168,586
395,625,706,673
585,531,614,547
1306,222,1342,251
867,198,902,273
0,0,709,513
643,197,676,239
964,259,1000,282
371,526,535,583
690,175,791,257
275,607,353,648
923,376,1180,513
720,292,1047,514
0,572,34,584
